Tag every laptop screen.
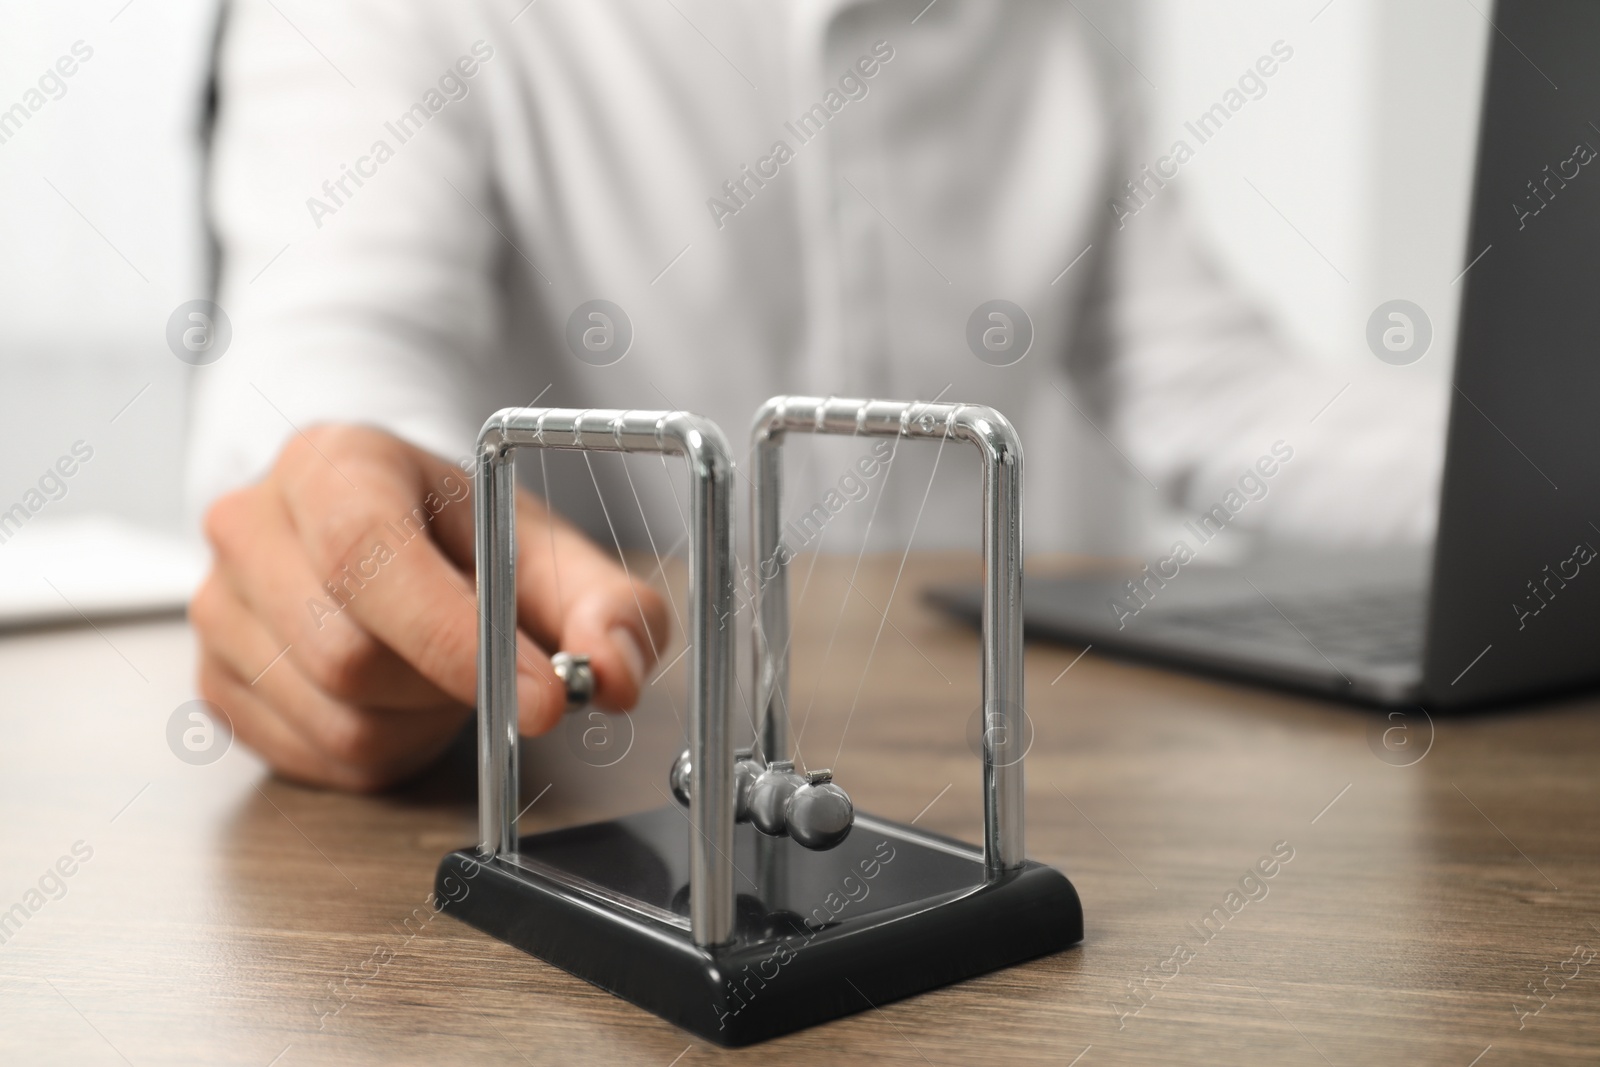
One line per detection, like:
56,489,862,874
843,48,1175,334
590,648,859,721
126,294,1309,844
1426,0,1600,703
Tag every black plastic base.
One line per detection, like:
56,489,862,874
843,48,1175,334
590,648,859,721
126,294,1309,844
436,806,1082,1046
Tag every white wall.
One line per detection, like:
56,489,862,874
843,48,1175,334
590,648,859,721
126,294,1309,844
0,0,216,532
1143,0,1488,388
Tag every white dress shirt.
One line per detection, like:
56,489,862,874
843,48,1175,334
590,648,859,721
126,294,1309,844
192,0,1443,557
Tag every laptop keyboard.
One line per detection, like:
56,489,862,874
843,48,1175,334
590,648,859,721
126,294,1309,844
1146,587,1426,665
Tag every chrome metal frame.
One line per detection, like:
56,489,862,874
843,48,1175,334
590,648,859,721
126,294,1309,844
474,407,737,946
751,396,1027,873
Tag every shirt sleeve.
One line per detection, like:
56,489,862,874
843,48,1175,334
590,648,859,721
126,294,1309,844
1102,187,1447,546
186,0,502,513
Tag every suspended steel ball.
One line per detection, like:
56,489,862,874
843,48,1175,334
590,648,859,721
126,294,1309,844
785,770,853,850
746,760,805,837
551,651,595,712
669,748,693,806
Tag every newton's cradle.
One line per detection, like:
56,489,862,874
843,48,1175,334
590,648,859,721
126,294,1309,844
436,396,1082,1045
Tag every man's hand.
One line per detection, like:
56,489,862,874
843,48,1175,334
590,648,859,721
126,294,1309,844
191,425,668,792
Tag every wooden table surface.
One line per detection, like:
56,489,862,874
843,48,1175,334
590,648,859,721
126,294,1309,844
2,553,1598,1066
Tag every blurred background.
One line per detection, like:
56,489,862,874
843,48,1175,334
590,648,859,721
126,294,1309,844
0,0,1488,622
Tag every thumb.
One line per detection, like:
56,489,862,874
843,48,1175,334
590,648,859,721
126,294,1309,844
510,489,670,712
562,582,667,711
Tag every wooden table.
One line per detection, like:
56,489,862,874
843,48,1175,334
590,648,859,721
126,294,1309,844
2,553,1597,1066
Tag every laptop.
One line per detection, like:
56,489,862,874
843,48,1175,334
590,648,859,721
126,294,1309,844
930,0,1600,710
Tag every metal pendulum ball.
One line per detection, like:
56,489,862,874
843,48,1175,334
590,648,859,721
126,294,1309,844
780,768,853,850
551,651,595,711
671,748,766,818
671,751,853,851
